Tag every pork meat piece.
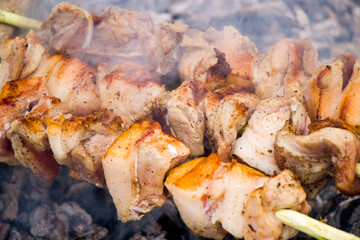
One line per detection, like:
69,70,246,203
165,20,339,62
205,84,259,161
39,3,187,75
179,26,261,91
0,77,47,165
102,120,190,222
253,38,319,100
155,78,207,156
233,97,310,175
0,30,47,88
305,54,356,121
244,169,311,240
99,61,165,128
44,56,100,115
37,2,93,56
46,109,124,187
275,119,360,199
165,153,310,240
6,96,68,181
338,59,360,133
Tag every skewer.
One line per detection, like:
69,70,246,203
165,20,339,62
356,163,360,178
276,209,360,240
0,9,42,29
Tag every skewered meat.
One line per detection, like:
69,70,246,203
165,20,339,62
38,2,188,75
155,78,207,156
0,77,47,165
306,54,356,121
233,97,310,175
0,31,101,115
37,2,93,56
338,59,360,133
0,30,47,89
46,109,124,187
44,56,100,115
6,96,68,181
165,153,310,240
204,84,259,161
253,38,319,100
275,118,360,199
102,120,190,222
179,26,261,91
99,61,165,127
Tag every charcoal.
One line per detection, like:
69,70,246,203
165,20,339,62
29,205,55,237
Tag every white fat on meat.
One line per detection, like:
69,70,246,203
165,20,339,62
179,26,261,90
253,38,319,100
0,77,48,165
165,153,310,240
46,109,124,187
233,97,310,175
275,119,360,199
6,96,68,181
102,120,190,222
155,79,207,156
99,61,165,128
204,84,260,161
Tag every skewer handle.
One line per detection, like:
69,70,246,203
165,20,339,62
276,209,360,240
0,9,42,29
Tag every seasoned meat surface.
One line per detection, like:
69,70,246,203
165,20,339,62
165,153,309,240
234,97,310,175
7,97,68,181
205,84,259,161
155,78,207,156
179,26,261,91
244,169,311,240
38,2,188,75
102,120,190,221
47,109,124,187
275,119,360,199
253,38,319,100
0,77,47,165
0,31,48,89
99,61,165,128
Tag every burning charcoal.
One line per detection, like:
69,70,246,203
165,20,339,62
29,205,55,237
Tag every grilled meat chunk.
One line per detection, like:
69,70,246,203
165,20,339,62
205,85,259,161
234,97,310,175
338,59,360,133
165,153,310,240
0,77,47,165
39,3,187,75
99,61,165,128
253,38,319,100
44,56,100,115
102,120,190,222
6,97,68,181
37,2,93,56
179,26,261,90
46,109,124,187
155,78,207,156
0,30,47,89
306,54,356,121
0,31,101,115
275,119,360,199
244,169,311,240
